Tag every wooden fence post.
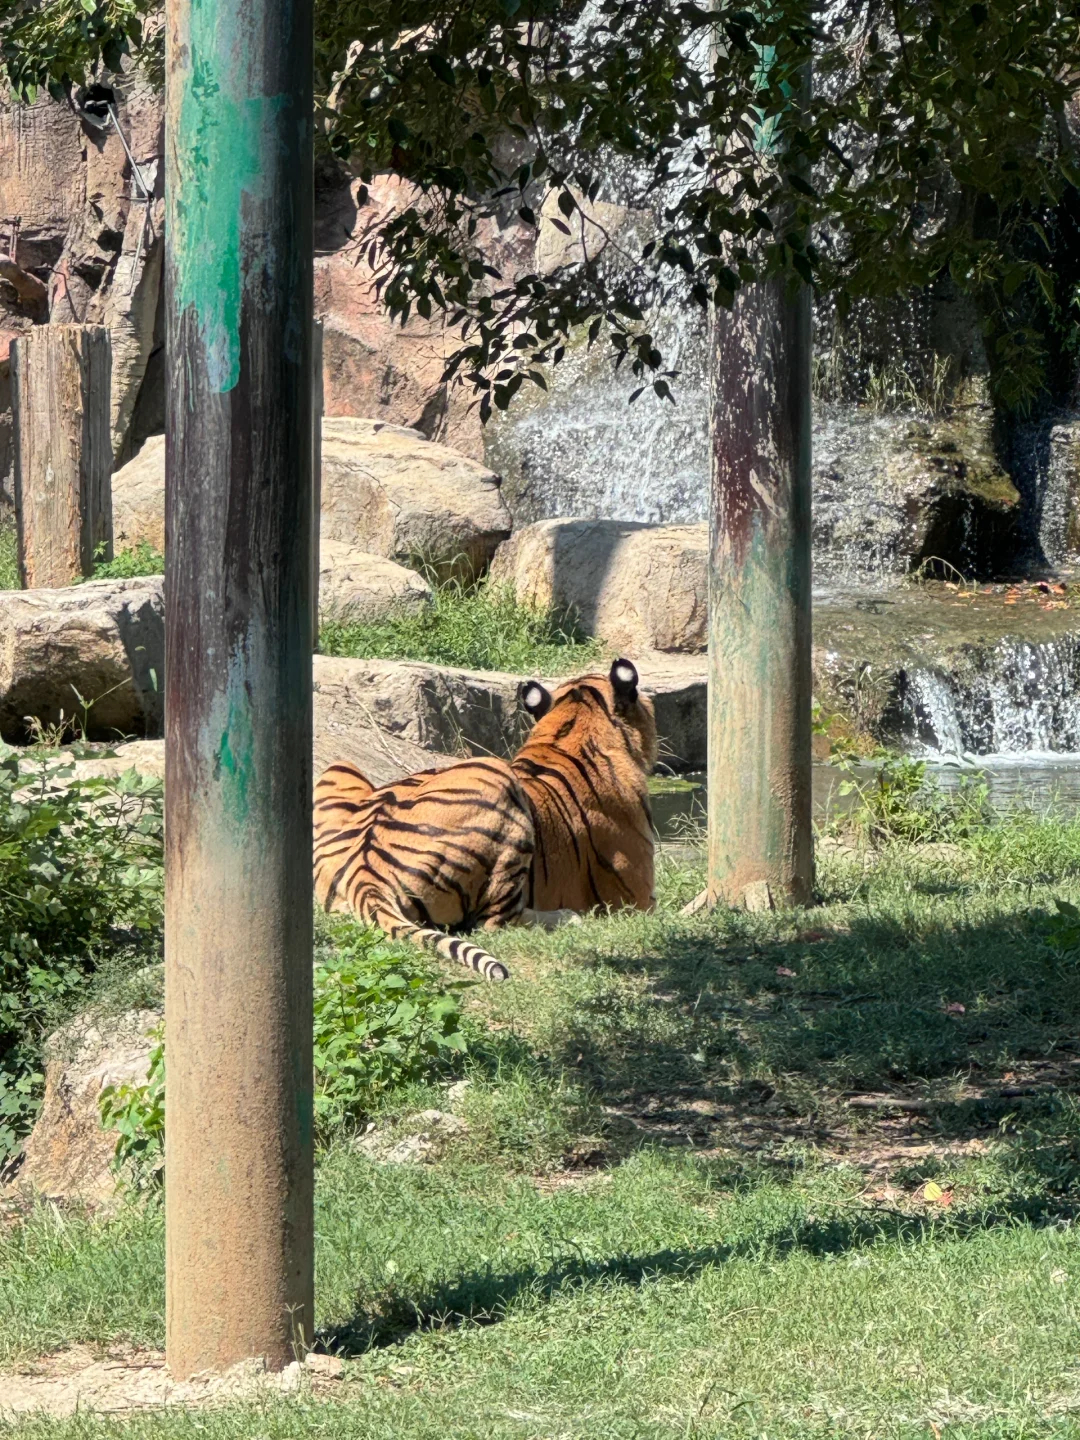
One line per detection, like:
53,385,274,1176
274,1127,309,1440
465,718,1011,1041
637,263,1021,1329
12,324,112,588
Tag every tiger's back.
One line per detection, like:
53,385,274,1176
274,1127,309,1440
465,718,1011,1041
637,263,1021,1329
513,659,657,914
313,756,536,980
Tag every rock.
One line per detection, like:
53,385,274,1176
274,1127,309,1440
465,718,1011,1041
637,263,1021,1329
318,540,433,619
320,418,511,582
14,1009,161,1204
0,84,165,464
0,578,164,742
64,739,166,784
356,1109,468,1165
314,174,530,462
489,518,708,654
1038,417,1080,566
111,434,165,554
109,420,513,586
813,586,1080,755
313,652,709,772
812,407,1021,586
313,653,528,763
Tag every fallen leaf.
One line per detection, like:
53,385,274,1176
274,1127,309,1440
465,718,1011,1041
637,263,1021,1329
800,930,829,942
776,966,797,978
943,1002,966,1015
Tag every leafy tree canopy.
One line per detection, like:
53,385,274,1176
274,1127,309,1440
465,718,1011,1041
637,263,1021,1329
6,0,1080,408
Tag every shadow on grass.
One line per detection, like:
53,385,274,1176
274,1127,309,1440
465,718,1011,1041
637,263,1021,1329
320,1183,1075,1357
545,906,1079,1108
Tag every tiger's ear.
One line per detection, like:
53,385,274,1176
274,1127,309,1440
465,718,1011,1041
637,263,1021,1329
519,680,552,721
610,658,639,705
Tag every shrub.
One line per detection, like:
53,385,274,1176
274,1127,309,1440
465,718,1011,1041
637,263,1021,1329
85,543,165,581
100,930,469,1179
836,755,991,845
0,754,163,1157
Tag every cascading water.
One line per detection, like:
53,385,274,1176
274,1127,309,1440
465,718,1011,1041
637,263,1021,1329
897,634,1080,757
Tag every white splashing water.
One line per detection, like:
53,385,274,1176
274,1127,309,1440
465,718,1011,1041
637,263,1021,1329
900,637,1080,757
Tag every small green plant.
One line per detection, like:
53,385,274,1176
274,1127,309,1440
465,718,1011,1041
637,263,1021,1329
319,573,604,676
99,1027,164,1192
0,754,163,1157
313,932,469,1139
100,932,470,1178
837,754,991,845
83,542,165,582
1045,898,1080,954
0,517,18,591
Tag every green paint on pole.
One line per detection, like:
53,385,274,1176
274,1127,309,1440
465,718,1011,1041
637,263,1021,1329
170,0,289,392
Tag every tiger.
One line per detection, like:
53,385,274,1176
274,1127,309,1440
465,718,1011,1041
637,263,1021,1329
312,657,658,981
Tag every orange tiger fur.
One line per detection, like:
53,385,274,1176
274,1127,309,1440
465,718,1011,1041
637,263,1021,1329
513,660,657,913
312,659,657,981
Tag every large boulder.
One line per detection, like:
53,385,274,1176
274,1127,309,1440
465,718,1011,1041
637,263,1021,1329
489,519,708,654
14,1009,161,1204
313,653,528,762
318,540,433,619
110,421,513,586
0,578,164,741
312,653,710,772
320,418,511,582
111,434,165,553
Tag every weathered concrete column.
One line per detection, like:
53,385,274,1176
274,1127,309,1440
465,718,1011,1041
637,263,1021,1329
706,43,814,911
164,0,315,1381
12,324,112,587
706,274,813,908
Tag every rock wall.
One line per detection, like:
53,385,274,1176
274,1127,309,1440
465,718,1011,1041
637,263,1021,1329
2,85,1073,585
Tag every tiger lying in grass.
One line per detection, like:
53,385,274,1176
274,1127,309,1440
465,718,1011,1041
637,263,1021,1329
313,658,658,980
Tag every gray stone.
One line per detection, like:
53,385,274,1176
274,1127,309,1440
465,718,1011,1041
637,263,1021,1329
320,417,511,582
312,653,528,763
489,518,708,654
318,540,433,619
0,577,164,741
111,434,165,554
14,1009,161,1204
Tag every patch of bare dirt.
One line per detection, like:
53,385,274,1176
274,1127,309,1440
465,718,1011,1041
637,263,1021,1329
0,1347,344,1417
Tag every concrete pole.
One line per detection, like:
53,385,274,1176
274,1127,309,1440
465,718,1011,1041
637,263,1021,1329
706,56,814,911
163,0,315,1380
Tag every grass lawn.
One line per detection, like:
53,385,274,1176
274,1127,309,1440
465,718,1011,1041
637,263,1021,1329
318,575,606,676
2,814,1080,1436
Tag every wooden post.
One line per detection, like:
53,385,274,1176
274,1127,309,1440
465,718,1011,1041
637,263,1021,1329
164,0,315,1381
11,325,112,588
706,55,814,911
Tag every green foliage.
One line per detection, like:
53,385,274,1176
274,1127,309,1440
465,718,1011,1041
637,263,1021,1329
836,755,992,845
100,932,469,1176
1045,897,1080,954
98,1027,163,1192
12,1,1079,410
319,574,604,675
0,0,156,102
0,754,162,1158
0,517,19,591
313,932,468,1139
85,542,165,582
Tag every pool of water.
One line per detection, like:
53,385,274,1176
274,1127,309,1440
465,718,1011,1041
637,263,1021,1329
649,757,1080,840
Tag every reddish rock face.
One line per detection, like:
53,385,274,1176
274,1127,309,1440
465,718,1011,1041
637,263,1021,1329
314,173,534,463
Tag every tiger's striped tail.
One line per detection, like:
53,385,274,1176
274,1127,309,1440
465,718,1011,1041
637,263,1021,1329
369,899,510,982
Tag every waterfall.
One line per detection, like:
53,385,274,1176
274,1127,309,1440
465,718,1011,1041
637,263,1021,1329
897,634,1080,757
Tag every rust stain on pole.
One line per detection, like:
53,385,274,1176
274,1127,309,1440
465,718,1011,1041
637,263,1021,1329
164,0,314,1380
